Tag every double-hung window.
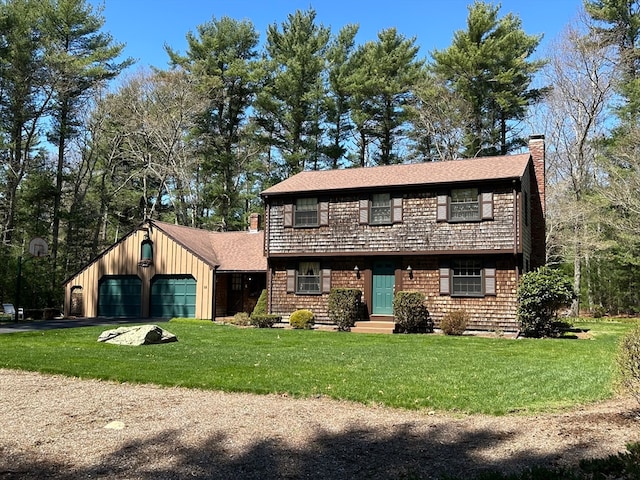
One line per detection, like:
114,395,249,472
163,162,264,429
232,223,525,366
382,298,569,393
370,193,392,224
296,261,321,294
359,194,402,224
441,259,495,297
450,188,479,221
451,259,483,296
294,198,318,227
286,262,331,295
437,188,493,222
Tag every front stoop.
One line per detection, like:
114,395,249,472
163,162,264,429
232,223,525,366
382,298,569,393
351,317,396,334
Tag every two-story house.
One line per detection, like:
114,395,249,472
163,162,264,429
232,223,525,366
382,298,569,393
260,136,545,332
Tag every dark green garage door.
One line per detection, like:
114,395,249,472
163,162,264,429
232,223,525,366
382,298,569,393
150,275,197,318
98,276,142,317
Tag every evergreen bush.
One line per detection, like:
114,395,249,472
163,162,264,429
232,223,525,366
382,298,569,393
440,310,469,335
289,309,315,329
252,289,268,316
230,312,251,326
393,291,433,333
618,325,640,405
249,314,280,328
517,267,575,338
328,288,361,331
249,290,279,327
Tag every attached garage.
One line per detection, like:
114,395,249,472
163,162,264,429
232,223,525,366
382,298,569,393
63,217,267,320
150,275,197,318
98,276,142,318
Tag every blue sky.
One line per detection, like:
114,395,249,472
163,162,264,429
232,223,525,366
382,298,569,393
93,0,585,69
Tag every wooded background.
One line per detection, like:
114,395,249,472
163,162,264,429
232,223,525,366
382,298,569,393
1,0,639,316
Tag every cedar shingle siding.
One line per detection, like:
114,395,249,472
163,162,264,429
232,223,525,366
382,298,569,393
269,189,516,254
262,137,546,331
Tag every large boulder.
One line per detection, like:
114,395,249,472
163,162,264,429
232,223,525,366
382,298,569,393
97,325,177,346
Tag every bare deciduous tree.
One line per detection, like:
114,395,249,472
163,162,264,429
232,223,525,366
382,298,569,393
536,16,614,315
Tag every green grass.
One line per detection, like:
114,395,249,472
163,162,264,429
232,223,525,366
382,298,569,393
0,318,636,415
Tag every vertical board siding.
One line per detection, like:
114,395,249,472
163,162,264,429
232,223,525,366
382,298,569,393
64,228,214,320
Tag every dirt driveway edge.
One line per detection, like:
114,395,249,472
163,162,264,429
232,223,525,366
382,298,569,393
1,368,639,479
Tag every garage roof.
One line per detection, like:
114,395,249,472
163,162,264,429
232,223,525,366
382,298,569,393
153,221,266,272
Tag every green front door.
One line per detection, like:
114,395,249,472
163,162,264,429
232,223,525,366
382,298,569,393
150,275,197,318
98,276,142,318
372,261,395,315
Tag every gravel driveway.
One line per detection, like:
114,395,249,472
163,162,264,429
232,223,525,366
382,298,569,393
0,369,638,480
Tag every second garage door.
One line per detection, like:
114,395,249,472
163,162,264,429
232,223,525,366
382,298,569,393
150,275,197,318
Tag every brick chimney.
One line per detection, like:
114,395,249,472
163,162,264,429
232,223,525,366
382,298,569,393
529,135,546,268
249,213,261,233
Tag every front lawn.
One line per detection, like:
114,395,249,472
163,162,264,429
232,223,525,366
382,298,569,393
0,319,635,415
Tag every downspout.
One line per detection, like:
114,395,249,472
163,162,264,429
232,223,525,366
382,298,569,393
513,179,521,337
212,265,219,321
513,180,520,283
512,180,518,256
268,266,273,315
264,197,272,315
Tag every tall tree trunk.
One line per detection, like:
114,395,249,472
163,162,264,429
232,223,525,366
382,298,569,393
571,221,582,316
51,102,68,291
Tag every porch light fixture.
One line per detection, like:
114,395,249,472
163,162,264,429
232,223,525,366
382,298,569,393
407,265,413,279
354,265,360,279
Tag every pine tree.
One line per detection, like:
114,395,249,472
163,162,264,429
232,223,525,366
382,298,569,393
167,16,260,230
431,1,545,156
255,8,330,176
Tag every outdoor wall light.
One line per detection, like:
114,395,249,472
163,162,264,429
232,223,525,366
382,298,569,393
407,265,413,279
354,265,360,279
